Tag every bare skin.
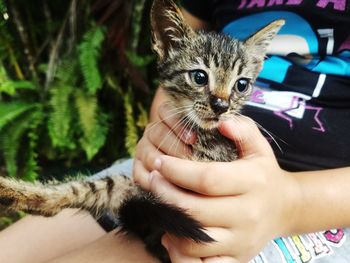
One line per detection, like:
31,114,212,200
0,209,160,263
47,229,158,263
0,209,105,263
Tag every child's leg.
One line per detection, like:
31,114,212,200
0,209,105,263
47,229,159,263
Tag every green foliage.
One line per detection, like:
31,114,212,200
137,103,149,129
75,90,108,160
79,25,106,94
0,0,5,12
0,63,36,95
48,85,76,150
0,63,6,81
23,110,42,182
0,0,155,182
0,1,6,29
0,80,36,95
0,99,41,181
0,105,40,178
126,51,154,67
124,88,139,156
0,103,37,131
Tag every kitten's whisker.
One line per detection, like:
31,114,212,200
145,106,192,135
171,116,192,157
255,122,284,153
181,112,198,157
156,114,189,153
236,113,286,153
172,111,197,158
171,110,197,157
150,106,191,127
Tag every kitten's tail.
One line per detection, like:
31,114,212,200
0,174,213,243
0,175,137,217
118,192,214,262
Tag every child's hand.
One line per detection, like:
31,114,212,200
140,115,301,263
133,103,196,190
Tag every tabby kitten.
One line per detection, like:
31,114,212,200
0,0,283,262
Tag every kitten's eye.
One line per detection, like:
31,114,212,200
234,78,250,94
189,70,208,86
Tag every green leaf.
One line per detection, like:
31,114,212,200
136,102,148,130
124,89,139,156
0,80,36,95
0,102,36,131
55,57,79,85
106,75,123,95
0,106,39,177
0,1,7,29
74,90,108,160
0,63,8,83
130,0,146,52
48,85,76,150
22,109,43,182
78,25,106,94
125,51,154,67
37,63,48,74
0,0,5,12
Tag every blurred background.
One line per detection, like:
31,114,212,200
0,0,156,227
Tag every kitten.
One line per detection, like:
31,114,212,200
0,0,284,262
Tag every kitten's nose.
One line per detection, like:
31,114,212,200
209,95,230,115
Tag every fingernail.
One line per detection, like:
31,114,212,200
153,158,162,170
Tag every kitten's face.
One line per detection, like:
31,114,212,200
159,33,259,130
151,0,284,130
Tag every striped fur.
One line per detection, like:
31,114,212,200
0,174,138,217
0,0,284,262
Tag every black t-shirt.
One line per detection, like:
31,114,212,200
182,0,350,171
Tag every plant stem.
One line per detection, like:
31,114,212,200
5,41,24,80
130,0,146,52
8,0,37,80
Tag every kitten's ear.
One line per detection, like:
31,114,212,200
151,0,195,60
244,19,285,58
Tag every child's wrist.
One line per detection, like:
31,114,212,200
279,171,304,237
